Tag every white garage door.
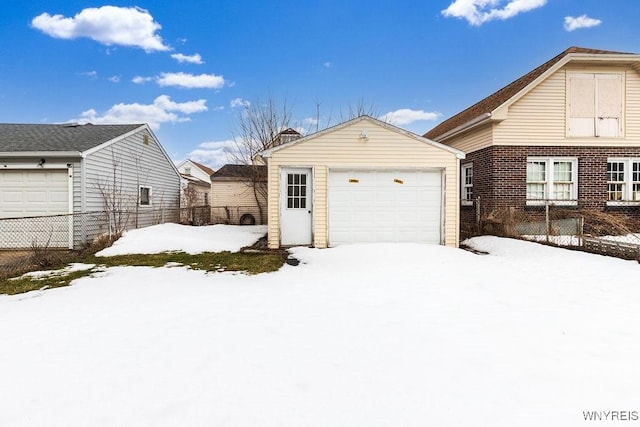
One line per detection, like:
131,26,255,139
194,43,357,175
329,169,442,246
0,169,71,248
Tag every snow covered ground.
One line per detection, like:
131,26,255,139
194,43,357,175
1,224,640,426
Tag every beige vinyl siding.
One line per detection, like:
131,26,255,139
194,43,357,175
211,180,266,224
626,69,640,139
267,120,460,248
446,123,493,153
493,69,566,145
211,181,262,206
494,66,640,147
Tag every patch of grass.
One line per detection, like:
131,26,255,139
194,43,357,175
1,268,95,295
1,250,288,295
90,250,288,274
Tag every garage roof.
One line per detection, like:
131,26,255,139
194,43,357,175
0,123,143,154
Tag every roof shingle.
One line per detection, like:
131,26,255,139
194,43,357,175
0,123,143,153
212,164,266,180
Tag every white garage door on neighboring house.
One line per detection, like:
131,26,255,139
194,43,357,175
0,169,71,248
328,169,442,246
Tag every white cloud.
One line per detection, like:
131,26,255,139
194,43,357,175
31,6,170,52
81,71,97,79
171,53,204,64
74,95,207,130
442,0,547,26
156,72,225,89
187,139,238,170
230,98,250,108
379,109,441,126
323,62,332,68
108,75,120,83
564,14,602,31
132,76,153,84
303,117,319,126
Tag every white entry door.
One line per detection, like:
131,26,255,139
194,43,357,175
280,168,312,246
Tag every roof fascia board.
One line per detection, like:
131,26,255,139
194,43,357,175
429,113,492,144
260,115,465,159
0,151,81,158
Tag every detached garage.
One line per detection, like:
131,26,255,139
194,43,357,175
0,123,181,249
259,115,465,249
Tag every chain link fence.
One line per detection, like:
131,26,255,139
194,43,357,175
465,198,640,260
210,206,266,225
0,205,266,280
0,207,201,280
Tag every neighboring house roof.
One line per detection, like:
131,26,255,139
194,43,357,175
190,160,214,176
260,115,465,159
177,158,215,176
279,128,301,135
181,174,211,188
212,164,267,181
424,46,640,141
0,123,143,154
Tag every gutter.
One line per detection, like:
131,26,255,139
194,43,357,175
434,113,492,143
0,151,82,158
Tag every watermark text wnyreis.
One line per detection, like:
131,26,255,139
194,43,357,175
583,411,639,422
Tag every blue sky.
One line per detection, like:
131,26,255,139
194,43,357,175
2,0,639,169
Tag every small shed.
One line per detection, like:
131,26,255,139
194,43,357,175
210,164,267,225
258,116,465,248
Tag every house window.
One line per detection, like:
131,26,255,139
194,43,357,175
567,73,623,138
287,173,306,209
461,164,473,205
607,158,640,204
526,158,577,205
184,166,191,175
139,186,152,206
204,192,209,206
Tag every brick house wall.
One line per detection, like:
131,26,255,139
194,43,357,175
461,145,640,233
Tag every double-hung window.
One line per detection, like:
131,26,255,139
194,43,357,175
461,164,473,206
526,158,578,205
607,158,640,204
567,73,623,138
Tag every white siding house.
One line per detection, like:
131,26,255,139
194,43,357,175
0,123,181,248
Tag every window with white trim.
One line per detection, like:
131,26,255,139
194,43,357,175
139,186,152,206
567,73,623,138
461,164,473,205
526,158,578,205
607,158,640,204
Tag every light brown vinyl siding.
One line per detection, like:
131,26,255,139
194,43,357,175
446,123,493,153
211,181,264,206
267,120,460,248
211,180,266,224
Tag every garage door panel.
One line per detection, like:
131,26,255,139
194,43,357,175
329,170,441,246
3,191,22,203
0,169,70,248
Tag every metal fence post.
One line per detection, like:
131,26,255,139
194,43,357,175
545,201,550,243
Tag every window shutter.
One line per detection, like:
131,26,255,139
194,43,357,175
596,74,622,137
568,74,596,137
